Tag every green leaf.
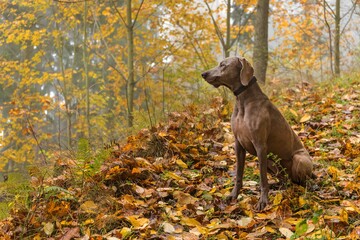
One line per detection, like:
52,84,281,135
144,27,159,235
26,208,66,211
295,219,308,237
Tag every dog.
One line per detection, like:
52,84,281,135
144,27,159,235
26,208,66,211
201,57,313,210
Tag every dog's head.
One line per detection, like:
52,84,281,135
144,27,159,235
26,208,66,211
201,57,254,91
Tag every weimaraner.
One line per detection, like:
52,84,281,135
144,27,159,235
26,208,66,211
201,57,313,210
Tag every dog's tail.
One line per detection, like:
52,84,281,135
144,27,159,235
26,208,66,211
291,150,314,185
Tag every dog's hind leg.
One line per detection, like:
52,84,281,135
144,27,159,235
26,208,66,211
291,150,313,185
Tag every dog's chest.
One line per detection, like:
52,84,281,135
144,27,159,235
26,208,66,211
231,113,256,155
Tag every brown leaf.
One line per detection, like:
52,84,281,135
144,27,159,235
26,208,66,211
60,227,80,240
173,191,198,206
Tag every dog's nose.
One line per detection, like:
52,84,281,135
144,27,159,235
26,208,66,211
201,72,208,79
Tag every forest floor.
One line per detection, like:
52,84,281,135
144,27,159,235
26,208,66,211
0,76,359,239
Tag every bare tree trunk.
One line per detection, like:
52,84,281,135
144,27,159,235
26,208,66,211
126,0,135,127
253,0,269,83
58,36,72,148
323,0,334,76
225,0,231,58
83,0,91,137
334,0,340,76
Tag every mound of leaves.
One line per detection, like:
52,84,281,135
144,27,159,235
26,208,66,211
1,79,360,239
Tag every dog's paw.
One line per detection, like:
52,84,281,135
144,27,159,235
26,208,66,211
226,189,239,202
255,196,269,211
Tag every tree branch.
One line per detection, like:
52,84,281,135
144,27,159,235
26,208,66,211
340,1,357,35
110,0,127,27
324,0,336,18
204,0,226,49
132,0,145,27
230,8,255,47
91,8,127,82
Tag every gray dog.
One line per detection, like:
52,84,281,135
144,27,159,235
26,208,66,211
201,57,313,210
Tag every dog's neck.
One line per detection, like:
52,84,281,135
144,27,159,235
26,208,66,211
233,76,257,96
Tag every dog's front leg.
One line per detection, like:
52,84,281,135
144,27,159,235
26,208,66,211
256,146,269,211
228,140,245,200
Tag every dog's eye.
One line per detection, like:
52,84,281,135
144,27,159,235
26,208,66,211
220,63,226,68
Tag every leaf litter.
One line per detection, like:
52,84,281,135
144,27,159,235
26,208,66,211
0,78,359,239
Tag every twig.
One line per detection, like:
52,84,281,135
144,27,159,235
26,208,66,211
25,116,48,165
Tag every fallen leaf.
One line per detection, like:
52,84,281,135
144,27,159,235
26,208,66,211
290,109,299,119
236,217,255,229
327,166,340,180
273,192,283,205
279,227,294,239
80,201,98,213
339,208,348,223
180,217,207,234
176,159,188,169
298,196,306,207
126,215,149,229
43,222,54,236
173,191,198,205
83,218,94,225
246,226,267,238
165,171,185,181
120,227,132,238
60,227,80,240
300,113,311,123
163,222,175,233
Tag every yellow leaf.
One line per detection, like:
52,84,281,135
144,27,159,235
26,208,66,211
180,217,201,227
33,234,42,240
83,218,94,225
80,201,98,213
158,131,167,137
340,208,348,223
131,167,141,174
273,192,283,205
120,227,132,238
173,191,198,205
165,171,184,181
180,217,207,235
209,186,217,193
176,159,188,169
327,166,339,180
279,227,294,239
300,114,311,123
265,226,276,233
289,109,298,119
299,196,306,207
126,216,149,229
135,157,153,168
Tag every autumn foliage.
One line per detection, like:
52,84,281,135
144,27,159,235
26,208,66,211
1,77,359,239
1,0,360,239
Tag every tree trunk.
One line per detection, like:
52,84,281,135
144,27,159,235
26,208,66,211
58,33,72,148
83,0,91,137
334,0,340,77
225,0,231,58
252,0,269,83
126,0,135,127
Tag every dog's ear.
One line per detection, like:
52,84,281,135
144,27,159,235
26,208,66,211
239,58,254,86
